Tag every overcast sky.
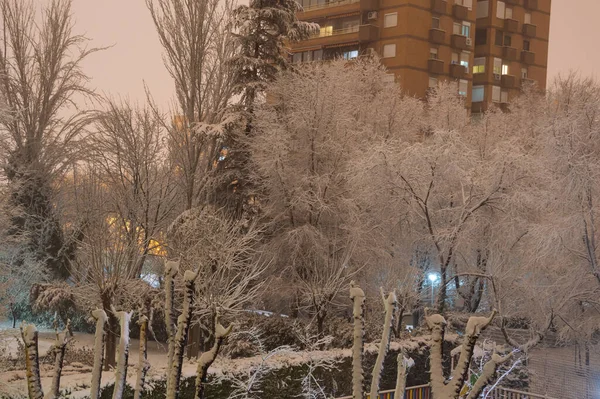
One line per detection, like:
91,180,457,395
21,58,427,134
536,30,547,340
71,0,596,107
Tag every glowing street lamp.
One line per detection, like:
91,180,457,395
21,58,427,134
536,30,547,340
428,273,439,305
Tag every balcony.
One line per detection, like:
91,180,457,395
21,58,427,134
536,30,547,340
429,29,446,44
358,24,379,42
473,73,486,85
298,0,360,19
504,18,519,33
524,0,538,9
431,0,447,14
453,4,468,20
521,77,536,87
300,25,360,47
502,46,518,61
360,0,378,11
451,34,468,50
521,50,535,64
450,63,467,79
501,74,516,89
428,58,444,74
523,23,537,37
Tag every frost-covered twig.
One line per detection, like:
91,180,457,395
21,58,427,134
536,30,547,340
164,260,179,366
349,281,365,399
466,352,512,399
425,311,447,397
21,323,43,399
369,288,397,399
112,310,133,399
90,309,108,399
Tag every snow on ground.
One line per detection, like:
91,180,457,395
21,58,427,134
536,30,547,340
0,328,453,398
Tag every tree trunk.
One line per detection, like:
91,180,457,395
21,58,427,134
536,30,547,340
370,290,397,399
90,309,107,399
104,315,118,370
167,270,198,399
134,316,150,399
46,320,72,399
194,312,232,399
349,282,365,399
21,324,44,399
112,311,132,399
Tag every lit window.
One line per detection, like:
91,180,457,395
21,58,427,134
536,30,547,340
383,44,396,58
505,7,513,19
430,47,438,59
502,64,509,75
473,57,485,74
320,26,333,36
384,12,398,28
458,80,469,97
521,67,528,79
452,52,459,64
472,85,485,102
454,22,471,37
492,86,501,103
456,0,473,9
525,12,532,25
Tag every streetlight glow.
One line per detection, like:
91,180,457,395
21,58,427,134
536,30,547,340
428,273,438,283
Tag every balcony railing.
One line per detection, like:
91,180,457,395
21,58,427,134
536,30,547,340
301,0,359,12
310,25,360,39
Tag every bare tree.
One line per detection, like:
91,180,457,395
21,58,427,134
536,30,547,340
0,0,101,279
146,0,240,212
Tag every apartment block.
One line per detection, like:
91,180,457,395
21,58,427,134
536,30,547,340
290,0,551,111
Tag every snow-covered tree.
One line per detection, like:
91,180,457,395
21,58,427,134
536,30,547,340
0,0,100,279
250,58,403,334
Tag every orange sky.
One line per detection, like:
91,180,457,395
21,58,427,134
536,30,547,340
70,0,597,108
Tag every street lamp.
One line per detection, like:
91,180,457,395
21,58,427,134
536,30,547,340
428,273,439,305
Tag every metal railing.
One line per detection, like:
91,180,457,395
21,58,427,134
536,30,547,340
309,25,360,38
488,387,556,399
335,385,555,399
301,0,360,11
336,384,431,399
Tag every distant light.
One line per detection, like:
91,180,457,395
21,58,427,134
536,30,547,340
428,273,439,283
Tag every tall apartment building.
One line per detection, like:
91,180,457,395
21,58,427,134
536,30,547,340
290,0,551,111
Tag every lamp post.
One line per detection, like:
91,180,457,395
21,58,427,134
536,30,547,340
428,273,439,306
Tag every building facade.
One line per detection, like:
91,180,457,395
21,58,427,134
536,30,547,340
291,0,551,111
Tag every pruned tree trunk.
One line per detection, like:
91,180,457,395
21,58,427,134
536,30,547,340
394,350,413,398
91,309,108,399
349,281,365,399
466,353,512,399
112,311,133,399
447,310,496,396
134,316,150,399
165,261,179,367
425,312,447,397
167,270,198,399
45,320,73,399
21,324,44,399
194,311,233,399
370,288,397,399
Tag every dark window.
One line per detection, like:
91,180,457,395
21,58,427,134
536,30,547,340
475,29,487,45
504,35,512,47
495,30,503,46
523,40,530,51
432,17,440,29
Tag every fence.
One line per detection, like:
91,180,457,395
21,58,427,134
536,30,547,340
336,385,555,399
